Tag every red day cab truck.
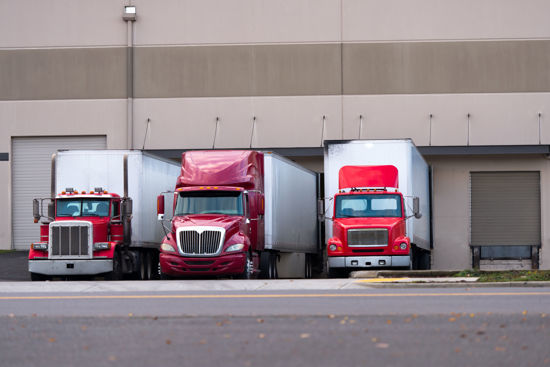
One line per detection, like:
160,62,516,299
324,140,432,277
29,150,179,280
157,150,320,279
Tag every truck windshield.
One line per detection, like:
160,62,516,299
57,199,110,217
335,194,402,218
175,191,244,216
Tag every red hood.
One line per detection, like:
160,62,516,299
335,217,402,230
173,214,243,235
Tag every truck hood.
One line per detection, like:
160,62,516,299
172,215,243,235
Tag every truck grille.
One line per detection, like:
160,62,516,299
347,228,388,247
50,221,92,258
177,227,225,256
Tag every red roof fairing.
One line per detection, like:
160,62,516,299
338,165,398,190
176,150,264,191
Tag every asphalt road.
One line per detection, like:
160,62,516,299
1,282,549,367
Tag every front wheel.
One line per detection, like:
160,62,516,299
238,252,254,279
105,250,123,280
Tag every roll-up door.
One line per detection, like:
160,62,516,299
470,171,540,248
11,136,106,250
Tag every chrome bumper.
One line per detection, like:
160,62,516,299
28,259,113,275
328,255,410,268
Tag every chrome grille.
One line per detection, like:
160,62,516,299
177,227,224,256
50,221,92,258
347,228,388,247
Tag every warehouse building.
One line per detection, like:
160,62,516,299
1,0,549,270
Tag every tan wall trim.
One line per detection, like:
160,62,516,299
2,40,550,100
0,48,127,100
134,44,342,98
344,40,550,95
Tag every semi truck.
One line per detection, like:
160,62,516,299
157,150,320,279
324,139,431,276
29,150,179,281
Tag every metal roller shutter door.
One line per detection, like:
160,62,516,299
11,136,106,250
470,171,540,247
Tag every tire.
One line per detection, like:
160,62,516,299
30,272,49,281
105,250,123,280
270,253,278,279
408,247,415,271
238,252,254,279
327,261,347,278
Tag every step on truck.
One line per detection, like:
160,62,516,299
324,140,432,277
157,150,320,279
29,150,180,280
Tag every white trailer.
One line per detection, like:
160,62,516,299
55,150,180,246
324,139,431,253
263,152,319,277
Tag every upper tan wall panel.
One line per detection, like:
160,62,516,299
0,0,127,48
134,0,341,45
134,45,341,98
0,48,127,100
344,41,550,95
344,0,550,41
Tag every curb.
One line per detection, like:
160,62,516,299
355,281,550,288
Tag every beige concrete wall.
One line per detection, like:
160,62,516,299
133,0,341,45
343,93,550,146
0,0,126,48
428,155,550,270
343,0,550,41
134,96,342,149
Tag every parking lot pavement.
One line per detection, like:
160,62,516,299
0,251,29,281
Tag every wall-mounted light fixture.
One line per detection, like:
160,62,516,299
123,6,137,21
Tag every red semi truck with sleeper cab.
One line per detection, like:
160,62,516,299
157,150,320,279
324,140,431,277
29,150,179,281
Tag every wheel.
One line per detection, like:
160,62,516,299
105,250,123,280
238,252,254,279
270,253,278,279
30,272,50,281
327,261,347,278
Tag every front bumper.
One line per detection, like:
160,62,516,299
28,259,113,276
328,255,409,269
160,252,246,277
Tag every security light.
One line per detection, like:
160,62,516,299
123,6,136,21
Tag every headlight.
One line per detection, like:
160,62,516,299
93,242,111,251
400,242,407,250
329,244,337,251
31,243,48,251
161,243,176,252
226,243,245,252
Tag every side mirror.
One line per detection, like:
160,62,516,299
157,194,165,216
413,197,422,219
47,202,55,219
33,199,40,223
122,198,133,217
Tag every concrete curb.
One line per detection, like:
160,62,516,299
355,281,550,288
